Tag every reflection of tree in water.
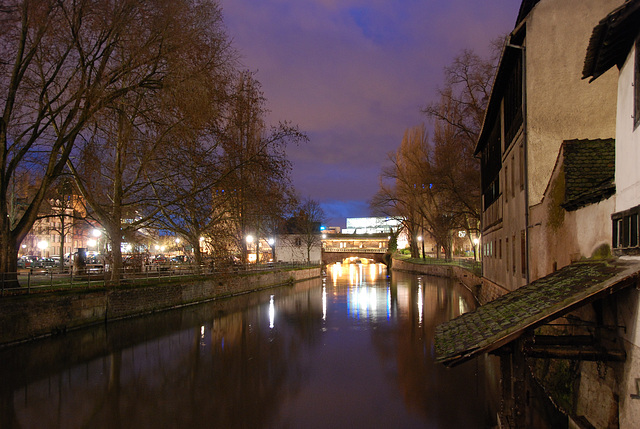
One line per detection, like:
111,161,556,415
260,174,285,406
370,272,498,429
3,280,325,429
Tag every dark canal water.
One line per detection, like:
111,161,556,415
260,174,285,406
0,263,500,429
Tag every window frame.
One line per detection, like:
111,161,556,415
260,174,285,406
612,204,640,255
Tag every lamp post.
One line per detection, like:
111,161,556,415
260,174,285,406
246,235,254,263
268,237,275,262
89,229,101,251
175,237,181,259
473,237,480,262
37,240,48,258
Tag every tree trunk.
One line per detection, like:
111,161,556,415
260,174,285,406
193,242,202,266
193,241,203,273
0,229,19,287
110,231,123,285
59,217,66,271
445,233,454,260
410,238,420,259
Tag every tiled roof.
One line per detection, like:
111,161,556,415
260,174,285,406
562,139,615,212
583,0,640,82
435,259,640,367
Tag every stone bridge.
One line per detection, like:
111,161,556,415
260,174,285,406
321,247,388,265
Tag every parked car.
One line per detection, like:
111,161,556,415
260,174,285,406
153,255,167,264
40,258,57,267
28,257,43,268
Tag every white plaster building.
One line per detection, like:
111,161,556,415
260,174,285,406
275,234,322,263
583,2,640,426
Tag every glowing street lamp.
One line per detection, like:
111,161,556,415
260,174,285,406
472,237,480,262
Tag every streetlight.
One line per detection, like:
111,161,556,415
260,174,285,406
175,237,182,259
268,237,275,262
246,235,255,263
473,237,480,262
37,240,48,257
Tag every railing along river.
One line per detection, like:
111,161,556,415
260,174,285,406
0,261,320,296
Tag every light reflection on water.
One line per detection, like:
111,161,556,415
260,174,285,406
0,263,499,429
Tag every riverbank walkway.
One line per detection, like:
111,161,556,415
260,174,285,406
0,261,320,297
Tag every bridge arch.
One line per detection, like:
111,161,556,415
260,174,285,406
322,251,387,265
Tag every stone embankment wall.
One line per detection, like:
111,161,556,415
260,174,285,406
0,267,321,347
391,258,506,305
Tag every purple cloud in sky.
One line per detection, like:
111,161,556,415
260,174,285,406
220,0,521,227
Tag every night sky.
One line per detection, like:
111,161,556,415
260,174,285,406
220,1,521,227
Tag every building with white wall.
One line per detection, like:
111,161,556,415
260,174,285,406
583,2,640,426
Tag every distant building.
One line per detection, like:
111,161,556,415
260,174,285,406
341,217,402,235
276,234,322,263
22,194,92,259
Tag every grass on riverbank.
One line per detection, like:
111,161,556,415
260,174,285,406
393,253,482,276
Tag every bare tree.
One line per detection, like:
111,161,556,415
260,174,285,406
371,126,431,258
0,0,195,282
66,0,235,282
421,45,501,242
290,197,326,263
221,71,307,263
152,131,233,269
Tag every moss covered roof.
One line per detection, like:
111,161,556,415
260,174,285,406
562,138,615,211
435,259,640,367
